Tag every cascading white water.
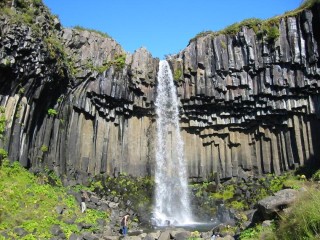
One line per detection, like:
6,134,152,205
153,60,193,226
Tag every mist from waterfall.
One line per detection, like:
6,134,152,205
153,60,193,226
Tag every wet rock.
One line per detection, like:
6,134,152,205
173,231,191,240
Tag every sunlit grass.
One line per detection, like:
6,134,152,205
276,186,320,239
0,160,108,239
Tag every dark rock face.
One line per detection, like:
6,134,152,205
0,3,320,183
169,7,320,180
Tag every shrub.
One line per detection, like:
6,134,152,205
188,230,201,240
113,54,126,70
90,53,126,73
229,200,245,210
32,0,42,6
16,0,29,9
174,69,182,81
0,107,6,139
312,169,320,181
269,175,285,192
266,26,280,42
47,108,57,117
220,40,227,49
40,144,48,153
0,148,8,159
18,87,25,95
276,187,320,239
240,223,276,240
283,176,305,189
44,36,76,78
210,185,235,200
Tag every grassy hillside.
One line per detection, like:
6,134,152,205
0,159,108,239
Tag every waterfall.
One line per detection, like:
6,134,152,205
153,60,193,226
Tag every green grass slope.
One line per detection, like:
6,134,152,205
0,160,108,239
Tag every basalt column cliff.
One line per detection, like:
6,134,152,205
169,4,320,180
0,1,320,183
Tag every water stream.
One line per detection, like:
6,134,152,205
153,60,193,226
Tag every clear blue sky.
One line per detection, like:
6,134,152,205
43,0,302,59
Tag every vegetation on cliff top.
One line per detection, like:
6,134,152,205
74,25,111,39
0,0,78,80
190,0,320,43
85,53,127,74
0,0,52,32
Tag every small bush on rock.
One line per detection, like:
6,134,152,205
312,170,320,181
240,223,275,240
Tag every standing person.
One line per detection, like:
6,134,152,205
120,214,130,236
81,191,89,213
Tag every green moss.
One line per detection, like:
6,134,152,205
40,145,48,153
44,37,64,59
0,107,6,139
89,53,127,74
254,188,269,202
18,87,25,95
0,149,8,159
47,108,57,117
210,185,235,200
220,40,227,49
229,200,245,210
312,170,320,181
44,33,78,78
174,69,182,81
113,54,126,70
240,223,276,240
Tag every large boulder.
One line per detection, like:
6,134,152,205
257,189,299,219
